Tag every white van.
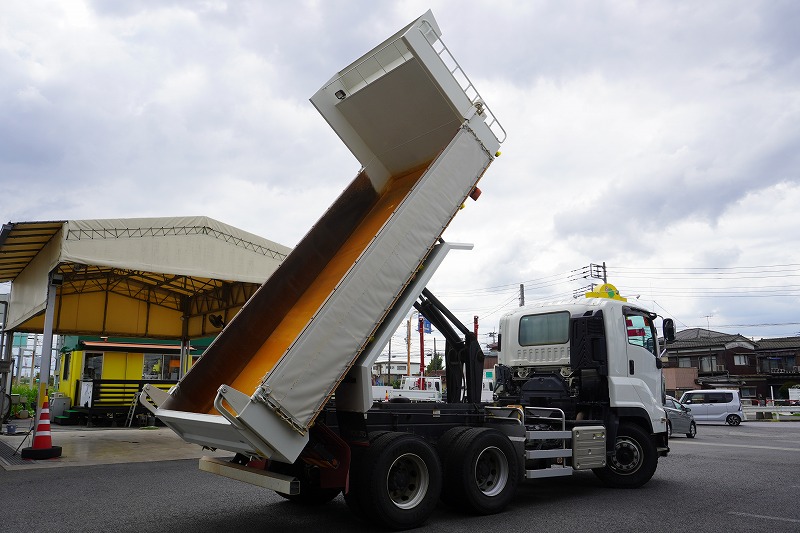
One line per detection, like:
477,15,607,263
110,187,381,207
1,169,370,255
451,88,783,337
679,389,744,426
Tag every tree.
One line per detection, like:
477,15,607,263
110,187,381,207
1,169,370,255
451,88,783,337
426,351,443,374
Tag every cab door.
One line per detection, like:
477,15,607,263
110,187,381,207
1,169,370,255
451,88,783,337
623,313,662,403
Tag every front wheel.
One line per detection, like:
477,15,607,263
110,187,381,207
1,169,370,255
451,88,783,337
686,421,696,439
666,421,672,438
593,422,658,489
726,414,741,426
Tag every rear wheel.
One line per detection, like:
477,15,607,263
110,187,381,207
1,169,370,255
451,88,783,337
348,432,441,530
441,427,518,515
666,421,672,438
593,422,658,488
686,421,696,439
436,426,473,506
726,414,741,426
344,431,391,520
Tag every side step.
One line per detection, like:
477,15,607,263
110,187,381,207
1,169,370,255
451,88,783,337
524,426,606,479
199,456,300,495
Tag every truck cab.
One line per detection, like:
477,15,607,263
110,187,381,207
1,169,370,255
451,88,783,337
494,292,671,486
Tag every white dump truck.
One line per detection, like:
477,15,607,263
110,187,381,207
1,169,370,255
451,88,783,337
141,11,672,530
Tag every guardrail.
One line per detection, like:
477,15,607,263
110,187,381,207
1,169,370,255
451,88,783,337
743,406,800,420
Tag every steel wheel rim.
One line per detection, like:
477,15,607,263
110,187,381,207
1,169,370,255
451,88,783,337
609,437,642,475
473,446,509,497
386,453,429,509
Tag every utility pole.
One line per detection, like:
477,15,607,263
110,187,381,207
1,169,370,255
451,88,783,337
387,337,392,385
406,316,412,377
418,316,425,389
519,284,525,307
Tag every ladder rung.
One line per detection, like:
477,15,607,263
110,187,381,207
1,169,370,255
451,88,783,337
526,448,571,459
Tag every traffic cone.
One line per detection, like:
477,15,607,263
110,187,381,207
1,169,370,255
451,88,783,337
21,399,62,460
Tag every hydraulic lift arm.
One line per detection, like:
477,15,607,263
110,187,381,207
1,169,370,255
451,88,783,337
414,289,485,404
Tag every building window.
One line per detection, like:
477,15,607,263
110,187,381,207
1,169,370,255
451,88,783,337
83,352,103,380
699,355,717,373
62,352,71,381
143,354,180,380
678,357,691,368
734,354,750,366
740,387,756,400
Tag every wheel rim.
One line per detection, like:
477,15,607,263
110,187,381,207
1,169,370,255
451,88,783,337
727,415,740,426
667,422,672,437
609,437,643,475
473,446,509,497
386,453,429,509
689,423,696,437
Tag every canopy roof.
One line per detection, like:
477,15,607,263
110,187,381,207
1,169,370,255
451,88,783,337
0,216,291,339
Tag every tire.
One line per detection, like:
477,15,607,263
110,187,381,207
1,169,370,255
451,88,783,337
686,422,696,439
666,421,672,438
349,432,442,530
436,426,473,506
593,422,658,489
441,427,519,515
345,431,392,520
726,414,741,426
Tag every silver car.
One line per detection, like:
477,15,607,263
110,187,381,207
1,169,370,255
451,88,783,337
665,396,697,438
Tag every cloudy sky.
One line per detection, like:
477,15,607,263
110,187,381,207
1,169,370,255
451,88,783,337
2,0,799,349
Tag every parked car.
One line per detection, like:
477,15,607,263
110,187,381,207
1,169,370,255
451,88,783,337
679,389,744,426
664,396,697,438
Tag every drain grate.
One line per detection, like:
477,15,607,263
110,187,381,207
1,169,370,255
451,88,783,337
0,439,33,466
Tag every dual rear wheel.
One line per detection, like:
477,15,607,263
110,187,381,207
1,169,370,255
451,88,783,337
345,427,519,530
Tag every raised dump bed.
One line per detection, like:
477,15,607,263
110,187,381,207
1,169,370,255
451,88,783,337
145,10,503,463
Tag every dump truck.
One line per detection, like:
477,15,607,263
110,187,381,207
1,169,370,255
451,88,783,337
140,11,672,530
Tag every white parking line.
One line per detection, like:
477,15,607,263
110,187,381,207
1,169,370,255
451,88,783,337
728,512,800,524
670,440,800,452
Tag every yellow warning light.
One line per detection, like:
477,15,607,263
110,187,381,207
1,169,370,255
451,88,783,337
585,283,627,302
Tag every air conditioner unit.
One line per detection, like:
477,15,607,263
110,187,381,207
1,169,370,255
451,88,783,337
714,365,726,372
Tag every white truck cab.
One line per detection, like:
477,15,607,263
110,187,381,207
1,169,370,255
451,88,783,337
494,288,671,488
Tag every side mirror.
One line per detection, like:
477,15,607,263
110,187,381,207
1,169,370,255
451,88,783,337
684,406,691,413
663,318,675,343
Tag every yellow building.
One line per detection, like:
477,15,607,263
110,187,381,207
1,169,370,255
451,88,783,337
55,336,207,426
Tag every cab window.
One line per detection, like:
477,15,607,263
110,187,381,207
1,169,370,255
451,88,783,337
518,311,569,346
625,314,657,355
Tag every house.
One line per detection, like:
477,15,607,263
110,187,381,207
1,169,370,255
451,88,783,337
662,328,800,404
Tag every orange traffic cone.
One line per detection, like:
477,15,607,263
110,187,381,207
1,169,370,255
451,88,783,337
21,399,62,459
